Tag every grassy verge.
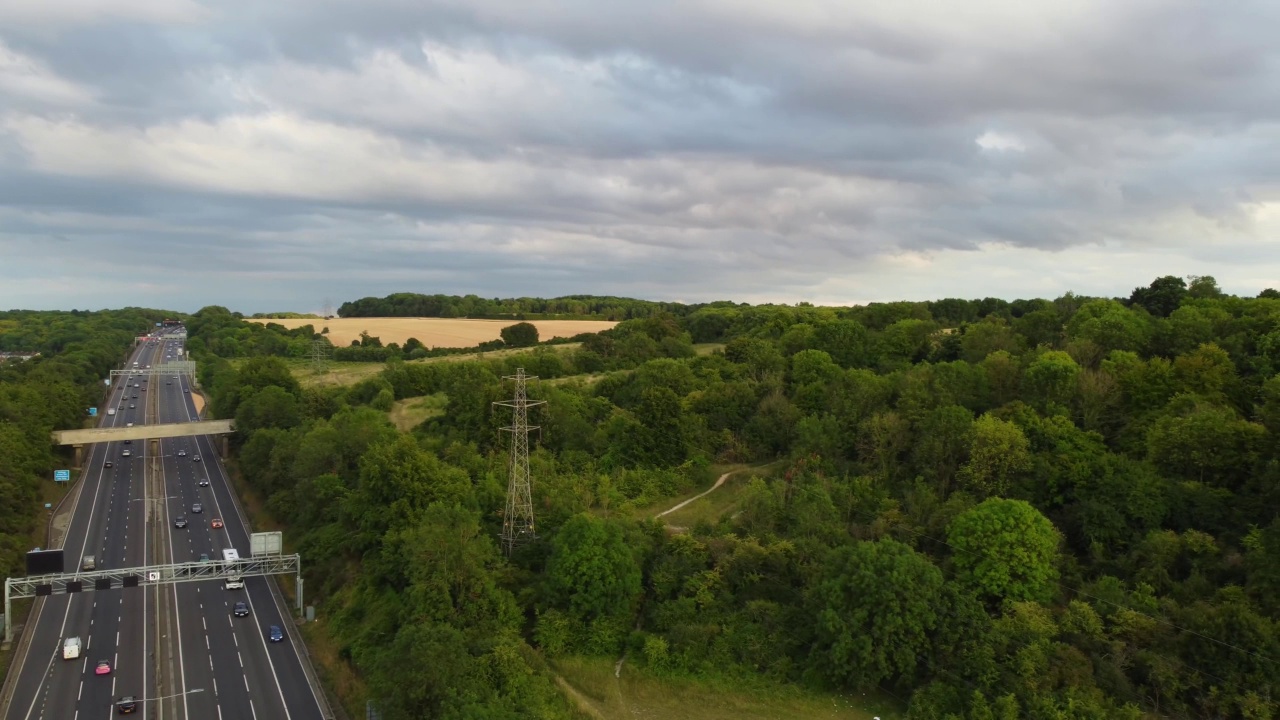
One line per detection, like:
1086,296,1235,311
222,459,366,719
387,392,447,432
552,655,901,720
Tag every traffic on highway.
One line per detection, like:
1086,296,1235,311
2,329,327,719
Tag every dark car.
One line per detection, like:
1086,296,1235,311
191,503,203,513
198,478,209,487
233,601,250,617
268,625,284,642
193,455,201,462
177,449,187,457
104,461,113,469
131,394,137,399
166,381,172,385
173,516,187,529
116,696,137,714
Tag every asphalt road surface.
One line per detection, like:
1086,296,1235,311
4,332,326,719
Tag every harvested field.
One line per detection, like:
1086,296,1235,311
250,317,617,349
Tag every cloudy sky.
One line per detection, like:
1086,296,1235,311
2,0,1279,313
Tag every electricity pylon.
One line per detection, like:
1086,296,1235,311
494,368,545,556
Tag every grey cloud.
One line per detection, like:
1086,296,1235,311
2,0,1280,312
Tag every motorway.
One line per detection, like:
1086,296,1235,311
4,332,326,719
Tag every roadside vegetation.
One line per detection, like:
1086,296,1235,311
187,275,1280,720
0,308,170,576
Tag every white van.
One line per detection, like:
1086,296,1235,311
81,555,95,571
63,637,81,660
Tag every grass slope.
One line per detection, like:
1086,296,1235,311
553,656,899,720
387,392,447,432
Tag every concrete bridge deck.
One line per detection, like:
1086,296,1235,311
52,419,235,445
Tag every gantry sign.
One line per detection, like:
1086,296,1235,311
4,554,301,641
110,361,198,382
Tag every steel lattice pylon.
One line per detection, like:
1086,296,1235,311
494,368,545,556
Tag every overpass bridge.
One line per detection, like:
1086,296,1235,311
52,420,235,466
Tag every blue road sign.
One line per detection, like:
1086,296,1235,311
54,470,70,482
88,407,97,417
156,322,162,327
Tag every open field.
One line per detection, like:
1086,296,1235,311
388,392,447,431
553,656,899,720
251,317,617,348
237,343,585,389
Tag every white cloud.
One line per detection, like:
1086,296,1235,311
975,130,1026,153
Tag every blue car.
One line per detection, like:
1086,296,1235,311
268,625,284,643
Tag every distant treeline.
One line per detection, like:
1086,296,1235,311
337,293,702,320
332,290,1179,327
248,312,324,320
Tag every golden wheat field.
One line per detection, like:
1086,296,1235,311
250,317,617,349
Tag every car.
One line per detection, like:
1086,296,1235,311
116,696,137,714
211,518,224,529
191,503,202,513
104,461,113,469
128,404,135,409
267,625,284,643
193,455,201,462
184,389,190,393
121,449,131,457
173,516,187,529
95,660,111,675
166,381,171,385
126,422,134,428
177,449,186,457
233,601,250,617
198,478,209,487
199,553,210,562
131,394,137,399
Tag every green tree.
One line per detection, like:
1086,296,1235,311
1130,275,1187,317
1065,299,1148,355
948,498,1060,604
957,414,1030,496
545,514,641,623
500,322,539,348
812,539,944,689
911,405,974,494
1146,397,1264,489
1024,350,1080,413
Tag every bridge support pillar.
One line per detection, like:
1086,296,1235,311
73,445,83,468
220,436,229,459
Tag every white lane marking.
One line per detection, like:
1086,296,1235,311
20,367,134,720
159,432,191,720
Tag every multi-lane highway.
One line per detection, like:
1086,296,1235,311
3,331,327,719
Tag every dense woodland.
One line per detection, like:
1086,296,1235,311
184,276,1278,718
0,309,170,576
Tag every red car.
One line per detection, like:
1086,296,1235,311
211,518,224,529
95,660,111,675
